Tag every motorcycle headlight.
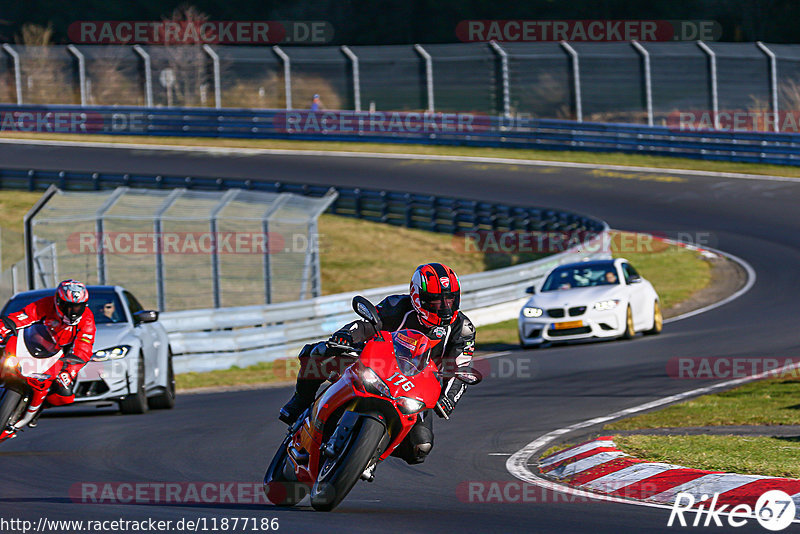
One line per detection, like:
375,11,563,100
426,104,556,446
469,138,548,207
396,397,425,415
593,299,620,311
523,307,543,318
91,345,130,362
360,367,392,398
2,356,19,375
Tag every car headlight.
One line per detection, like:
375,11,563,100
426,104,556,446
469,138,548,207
593,300,620,311
396,397,426,415
523,307,543,318
360,367,392,398
91,345,131,362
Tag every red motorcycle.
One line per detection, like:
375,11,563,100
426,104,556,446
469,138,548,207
0,323,66,443
263,296,482,511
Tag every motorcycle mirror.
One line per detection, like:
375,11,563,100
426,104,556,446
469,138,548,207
454,366,483,385
352,296,382,331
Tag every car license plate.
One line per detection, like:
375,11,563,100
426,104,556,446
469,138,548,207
554,320,583,330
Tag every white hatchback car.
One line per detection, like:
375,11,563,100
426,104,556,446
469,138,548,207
518,258,662,347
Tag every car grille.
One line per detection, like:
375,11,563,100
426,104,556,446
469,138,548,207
74,380,110,398
548,326,592,337
547,308,565,318
568,306,587,317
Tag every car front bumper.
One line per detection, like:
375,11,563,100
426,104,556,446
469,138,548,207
71,359,134,403
518,309,625,344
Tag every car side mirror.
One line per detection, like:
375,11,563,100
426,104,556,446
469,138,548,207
133,310,159,324
628,276,642,284
525,286,536,294
352,296,382,331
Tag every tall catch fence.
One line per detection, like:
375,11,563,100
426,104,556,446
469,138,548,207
3,42,800,125
16,186,336,311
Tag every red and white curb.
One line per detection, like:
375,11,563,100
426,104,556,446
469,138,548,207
540,436,800,518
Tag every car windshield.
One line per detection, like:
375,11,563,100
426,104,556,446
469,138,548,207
392,329,433,376
3,289,126,324
541,264,619,291
23,323,61,359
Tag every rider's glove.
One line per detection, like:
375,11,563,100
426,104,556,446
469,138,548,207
0,320,16,345
328,330,355,349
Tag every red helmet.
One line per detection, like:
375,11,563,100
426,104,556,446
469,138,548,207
410,263,461,327
55,279,89,325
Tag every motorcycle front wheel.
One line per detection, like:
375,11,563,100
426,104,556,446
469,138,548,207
263,436,310,507
0,388,23,444
310,416,387,512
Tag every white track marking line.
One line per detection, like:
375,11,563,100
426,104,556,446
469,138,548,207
504,248,800,521
2,137,800,184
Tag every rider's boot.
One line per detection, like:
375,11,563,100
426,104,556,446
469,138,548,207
278,378,324,426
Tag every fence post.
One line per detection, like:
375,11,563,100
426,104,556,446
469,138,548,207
2,44,23,105
209,189,239,308
23,185,59,290
756,41,780,133
67,45,87,106
696,41,719,129
340,45,361,112
414,44,434,112
133,45,153,107
489,40,511,118
154,188,184,311
273,46,292,110
560,41,582,122
95,187,129,285
202,44,222,109
630,40,653,126
261,193,291,304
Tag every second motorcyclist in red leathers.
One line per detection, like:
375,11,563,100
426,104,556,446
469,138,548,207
0,280,96,429
279,263,476,465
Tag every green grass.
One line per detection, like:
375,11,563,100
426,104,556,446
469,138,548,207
606,376,800,430
176,359,298,390
612,434,800,478
4,132,800,179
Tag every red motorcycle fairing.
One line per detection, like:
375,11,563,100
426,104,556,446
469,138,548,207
285,330,444,487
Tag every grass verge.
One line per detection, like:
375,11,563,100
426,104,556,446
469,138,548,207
612,434,800,478
3,132,800,179
605,376,800,430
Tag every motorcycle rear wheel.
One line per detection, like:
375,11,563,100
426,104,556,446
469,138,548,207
310,416,387,512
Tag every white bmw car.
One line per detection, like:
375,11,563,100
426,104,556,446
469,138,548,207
518,258,662,347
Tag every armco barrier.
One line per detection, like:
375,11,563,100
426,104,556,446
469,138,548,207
2,104,800,165
164,232,610,373
0,165,610,372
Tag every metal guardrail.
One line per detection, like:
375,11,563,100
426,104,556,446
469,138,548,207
2,104,800,165
165,232,610,373
0,165,609,372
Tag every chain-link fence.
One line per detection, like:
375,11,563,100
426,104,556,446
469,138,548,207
11,187,336,311
3,42,800,126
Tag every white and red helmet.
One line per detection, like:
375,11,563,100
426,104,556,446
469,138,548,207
55,279,89,325
410,263,461,327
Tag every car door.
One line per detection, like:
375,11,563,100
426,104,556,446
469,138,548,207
122,290,158,388
621,262,649,329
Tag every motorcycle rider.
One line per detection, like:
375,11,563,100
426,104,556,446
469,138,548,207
0,280,96,431
279,263,476,465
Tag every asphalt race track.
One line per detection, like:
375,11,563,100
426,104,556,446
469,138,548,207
1,141,799,533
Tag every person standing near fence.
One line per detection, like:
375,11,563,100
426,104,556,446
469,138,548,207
310,94,322,111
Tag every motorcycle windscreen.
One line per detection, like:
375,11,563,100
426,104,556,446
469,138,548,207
392,329,433,376
23,323,61,359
